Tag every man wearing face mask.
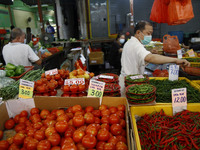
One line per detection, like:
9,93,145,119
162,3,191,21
2,28,42,66
120,20,190,76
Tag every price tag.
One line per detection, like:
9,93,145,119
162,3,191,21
172,88,187,115
177,49,182,59
45,68,58,76
19,79,34,99
169,65,179,81
99,75,114,79
130,75,144,80
64,78,85,86
87,80,105,99
187,49,195,57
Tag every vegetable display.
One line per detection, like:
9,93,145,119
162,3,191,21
4,63,25,77
104,83,121,97
125,74,149,86
149,79,200,103
137,110,200,150
97,73,119,83
184,57,200,62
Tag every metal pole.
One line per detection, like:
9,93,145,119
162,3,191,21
37,0,45,33
54,0,60,39
8,5,14,26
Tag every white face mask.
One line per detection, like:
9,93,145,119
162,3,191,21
24,39,26,44
119,39,125,44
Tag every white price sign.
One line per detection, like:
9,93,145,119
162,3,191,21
64,78,85,86
172,88,187,115
99,75,114,79
19,79,34,99
169,65,179,81
45,68,58,76
130,75,144,80
177,49,182,59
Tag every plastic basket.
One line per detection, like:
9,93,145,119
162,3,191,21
127,95,156,105
126,92,155,101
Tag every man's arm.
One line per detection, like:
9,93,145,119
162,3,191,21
35,51,42,65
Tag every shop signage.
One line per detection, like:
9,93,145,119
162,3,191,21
169,65,179,81
45,68,58,76
19,79,34,99
64,78,85,86
87,80,105,100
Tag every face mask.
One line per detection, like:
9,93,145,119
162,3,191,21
119,39,125,44
141,35,152,45
24,39,26,44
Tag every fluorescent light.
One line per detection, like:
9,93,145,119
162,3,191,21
49,19,53,22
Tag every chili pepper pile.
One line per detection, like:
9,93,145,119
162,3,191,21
149,79,200,103
126,84,156,104
104,83,121,97
125,74,149,87
137,110,200,150
185,57,200,62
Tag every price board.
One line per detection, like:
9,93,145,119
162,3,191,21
177,49,182,59
130,75,144,80
64,78,85,86
172,88,187,115
19,79,34,99
87,80,105,98
187,49,195,57
45,68,58,76
99,75,114,79
169,65,179,81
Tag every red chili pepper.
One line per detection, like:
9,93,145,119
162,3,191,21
189,135,199,150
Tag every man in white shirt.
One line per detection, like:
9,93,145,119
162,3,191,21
120,21,190,76
3,28,41,66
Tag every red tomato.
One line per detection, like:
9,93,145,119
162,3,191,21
23,136,33,148
37,85,46,93
100,123,110,131
36,80,43,86
19,110,28,118
78,84,85,92
61,143,77,150
96,141,106,150
109,114,120,124
73,130,85,143
61,137,74,146
117,105,125,112
86,124,98,136
99,104,107,111
76,143,86,150
70,84,78,93
72,115,85,127
82,134,97,149
14,123,26,133
78,92,86,97
74,111,85,116
48,82,56,90
46,75,52,81
27,129,36,137
34,130,45,141
57,114,69,122
45,127,57,138
104,142,115,150
116,135,127,144
31,114,41,124
116,142,128,150
14,114,20,124
119,119,126,128
68,119,73,126
5,118,15,129
13,133,26,146
66,107,73,113
51,109,58,115
30,108,40,116
92,110,101,118
46,114,57,120
57,79,64,86
19,117,28,124
108,136,119,145
33,122,43,130
115,111,125,119
109,106,118,114
110,124,122,136
40,109,50,120
72,105,82,114
101,115,110,124
85,106,94,113
8,143,20,150
66,112,74,119
0,140,9,150
37,140,51,150
63,85,70,93
70,94,77,97
6,137,13,145
43,119,56,127
61,93,70,97
54,74,61,80
51,146,61,150
56,109,65,117
26,138,39,150
101,109,111,117
64,126,76,138
43,92,50,96
94,117,101,124
55,121,68,133
77,125,87,132
97,128,110,141
0,130,3,140
84,112,95,124
50,89,57,96
48,133,61,146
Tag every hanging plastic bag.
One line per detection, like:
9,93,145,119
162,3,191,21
168,0,194,25
163,34,181,53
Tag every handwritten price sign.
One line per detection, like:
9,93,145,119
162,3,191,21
177,49,182,59
130,75,144,80
187,49,195,57
99,75,114,79
169,65,179,81
87,80,105,99
45,68,58,76
64,78,85,86
19,79,34,99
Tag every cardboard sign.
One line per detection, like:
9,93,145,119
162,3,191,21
169,65,179,81
130,75,144,80
87,80,105,99
64,78,85,86
187,49,195,57
45,68,58,76
177,49,182,59
99,75,114,79
19,79,34,99
172,88,187,115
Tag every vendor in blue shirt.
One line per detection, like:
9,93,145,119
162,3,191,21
45,21,55,40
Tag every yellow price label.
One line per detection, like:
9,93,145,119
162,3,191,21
88,89,103,98
87,80,105,98
18,79,34,99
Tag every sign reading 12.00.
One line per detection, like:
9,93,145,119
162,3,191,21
19,79,34,99
87,80,105,98
172,88,187,106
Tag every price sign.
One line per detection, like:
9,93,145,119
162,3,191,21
130,75,144,80
169,65,179,81
45,68,58,76
187,49,195,57
64,78,85,86
172,88,187,115
99,75,114,79
177,49,182,59
87,80,105,99
19,79,34,99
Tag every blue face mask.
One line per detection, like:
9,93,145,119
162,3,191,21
141,35,152,45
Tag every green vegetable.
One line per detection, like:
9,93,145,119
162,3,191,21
128,84,153,94
15,65,25,76
5,63,16,70
5,70,15,77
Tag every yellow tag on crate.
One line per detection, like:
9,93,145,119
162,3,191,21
18,79,34,99
87,80,105,98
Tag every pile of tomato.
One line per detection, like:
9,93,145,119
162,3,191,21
152,69,168,77
34,69,69,96
61,84,87,97
0,104,128,150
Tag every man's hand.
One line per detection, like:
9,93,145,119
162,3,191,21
175,59,190,67
150,49,158,54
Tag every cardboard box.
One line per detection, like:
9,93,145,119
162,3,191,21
0,97,133,150
89,51,104,65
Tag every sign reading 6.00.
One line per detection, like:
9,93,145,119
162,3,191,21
87,80,105,98
19,79,34,99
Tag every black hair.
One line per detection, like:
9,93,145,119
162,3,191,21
134,21,152,34
26,27,31,33
10,28,24,41
10,25,15,30
116,33,124,40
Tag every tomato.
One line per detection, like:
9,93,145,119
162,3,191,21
37,140,51,150
0,140,9,150
109,106,118,114
20,110,28,118
101,115,110,124
61,93,70,97
31,114,41,124
50,89,57,96
64,126,76,138
61,137,74,146
18,130,26,134
63,85,70,93
110,124,122,136
100,123,110,131
66,107,73,113
73,115,85,127
58,69,65,76
116,142,128,150
78,84,85,92
45,127,57,138
37,85,46,93
57,79,64,86
77,125,87,132
61,143,77,150
48,133,61,146
101,109,111,117
76,143,86,150
26,138,39,150
48,82,56,90
70,84,78,93
115,111,125,119
41,78,48,84
43,119,56,128
97,128,110,141
66,112,74,119
13,133,25,146
99,104,107,111
56,109,65,117
41,73,45,78
117,105,125,112
46,75,52,81
72,70,78,76
78,92,86,97
8,143,20,150
5,118,15,129
72,105,82,114
121,129,126,137
70,94,77,97
119,119,126,128
94,117,101,124
47,114,57,120
96,141,106,150
108,136,119,145
14,114,20,124
55,121,68,133
43,92,50,96
68,119,73,126
54,74,61,80
15,123,26,133
86,124,98,136
57,114,69,122
0,130,3,140
84,112,95,124
109,114,120,124
74,111,85,116
92,110,101,118
116,135,127,144
51,109,58,115
73,130,85,143
36,80,43,86
82,134,96,149
34,130,45,141
23,136,33,148
35,93,43,96
40,109,50,120
104,143,115,150
33,122,43,130
19,117,28,124
30,108,40,116
51,146,61,150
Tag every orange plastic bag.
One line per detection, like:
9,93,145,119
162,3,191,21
168,0,194,25
163,34,181,53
